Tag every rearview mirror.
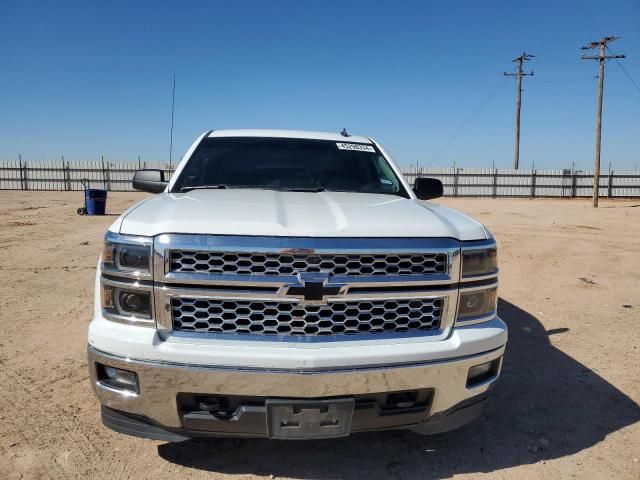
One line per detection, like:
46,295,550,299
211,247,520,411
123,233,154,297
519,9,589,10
413,177,443,200
132,169,168,194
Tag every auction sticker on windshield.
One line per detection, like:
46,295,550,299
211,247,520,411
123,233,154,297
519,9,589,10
336,143,376,153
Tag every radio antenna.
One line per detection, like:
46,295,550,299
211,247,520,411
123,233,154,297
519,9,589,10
169,73,176,166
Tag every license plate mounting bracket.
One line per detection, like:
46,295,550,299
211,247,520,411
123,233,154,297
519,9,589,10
266,398,354,439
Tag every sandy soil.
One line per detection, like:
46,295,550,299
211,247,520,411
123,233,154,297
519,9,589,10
0,191,638,480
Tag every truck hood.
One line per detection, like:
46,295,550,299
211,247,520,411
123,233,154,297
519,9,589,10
114,190,487,240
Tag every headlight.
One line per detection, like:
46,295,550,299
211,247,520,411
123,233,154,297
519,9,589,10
103,235,152,276
461,246,498,277
458,239,499,325
457,286,497,321
101,232,154,325
102,285,152,320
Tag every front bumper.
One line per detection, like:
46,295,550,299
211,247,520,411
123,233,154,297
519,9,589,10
88,333,506,437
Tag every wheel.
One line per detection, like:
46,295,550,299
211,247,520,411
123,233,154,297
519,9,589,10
77,207,86,215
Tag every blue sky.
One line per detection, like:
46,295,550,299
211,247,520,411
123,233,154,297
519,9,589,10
1,1,639,169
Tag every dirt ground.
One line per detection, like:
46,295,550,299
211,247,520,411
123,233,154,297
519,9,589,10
0,191,638,480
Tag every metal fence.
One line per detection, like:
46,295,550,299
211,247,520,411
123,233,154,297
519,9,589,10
0,159,174,192
403,166,640,198
1,160,639,198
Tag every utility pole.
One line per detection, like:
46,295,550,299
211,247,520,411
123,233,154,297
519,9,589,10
169,73,176,166
581,36,625,207
504,52,534,170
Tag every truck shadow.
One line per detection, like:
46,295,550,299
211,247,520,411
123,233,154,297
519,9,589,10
157,299,640,479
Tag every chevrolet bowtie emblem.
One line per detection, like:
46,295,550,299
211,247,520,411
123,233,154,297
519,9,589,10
285,273,342,302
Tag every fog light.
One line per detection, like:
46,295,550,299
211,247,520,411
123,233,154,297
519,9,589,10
97,363,139,394
466,358,501,387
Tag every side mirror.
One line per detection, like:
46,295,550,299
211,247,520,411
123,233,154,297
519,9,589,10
413,177,443,200
132,169,168,194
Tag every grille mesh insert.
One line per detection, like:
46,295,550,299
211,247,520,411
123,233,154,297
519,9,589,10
169,251,447,276
172,298,443,337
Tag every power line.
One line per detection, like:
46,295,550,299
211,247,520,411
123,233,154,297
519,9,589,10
581,36,626,208
606,45,640,95
424,78,508,168
504,52,535,169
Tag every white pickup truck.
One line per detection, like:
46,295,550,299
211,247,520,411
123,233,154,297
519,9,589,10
88,129,507,441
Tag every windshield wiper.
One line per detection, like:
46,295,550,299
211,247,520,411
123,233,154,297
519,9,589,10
281,187,325,192
179,184,228,192
179,185,327,193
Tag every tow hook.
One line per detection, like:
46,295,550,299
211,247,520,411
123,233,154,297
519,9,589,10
198,397,233,419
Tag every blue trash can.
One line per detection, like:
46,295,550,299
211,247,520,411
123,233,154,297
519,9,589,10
85,189,108,215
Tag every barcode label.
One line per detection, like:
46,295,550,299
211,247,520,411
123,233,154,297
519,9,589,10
336,143,375,153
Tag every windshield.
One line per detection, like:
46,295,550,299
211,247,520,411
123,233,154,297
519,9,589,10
171,137,408,197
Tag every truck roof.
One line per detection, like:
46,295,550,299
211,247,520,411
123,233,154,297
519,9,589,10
207,129,373,144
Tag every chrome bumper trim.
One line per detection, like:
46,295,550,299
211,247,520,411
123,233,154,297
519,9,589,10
88,344,505,429
89,345,503,374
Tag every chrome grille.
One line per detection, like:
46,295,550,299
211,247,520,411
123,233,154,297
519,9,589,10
171,298,443,337
168,251,448,276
